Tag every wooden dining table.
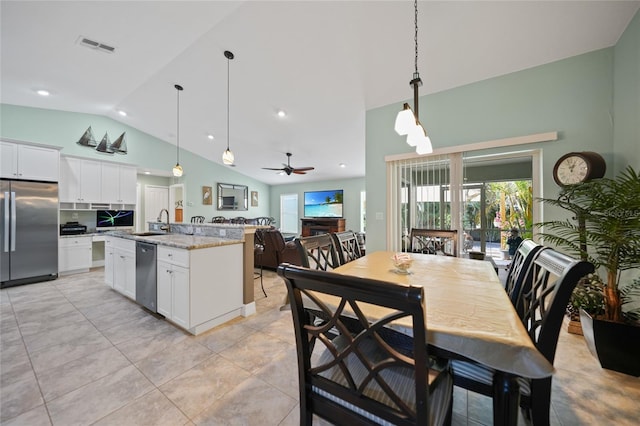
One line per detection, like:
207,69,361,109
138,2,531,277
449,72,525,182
326,251,554,425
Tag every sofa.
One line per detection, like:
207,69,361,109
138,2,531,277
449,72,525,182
255,228,302,270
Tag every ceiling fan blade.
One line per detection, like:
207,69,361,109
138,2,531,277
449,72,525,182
293,170,307,175
294,167,315,172
262,167,284,171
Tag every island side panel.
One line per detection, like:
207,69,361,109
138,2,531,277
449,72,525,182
243,229,256,304
190,243,243,328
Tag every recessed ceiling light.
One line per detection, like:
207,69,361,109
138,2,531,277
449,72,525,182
208,134,215,140
36,89,50,97
118,110,127,117
339,163,346,168
277,110,286,118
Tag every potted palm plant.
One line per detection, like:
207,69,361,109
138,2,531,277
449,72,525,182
537,166,640,376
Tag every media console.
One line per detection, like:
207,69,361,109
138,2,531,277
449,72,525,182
301,218,345,237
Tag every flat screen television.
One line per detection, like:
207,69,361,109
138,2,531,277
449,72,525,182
96,210,134,228
304,190,343,218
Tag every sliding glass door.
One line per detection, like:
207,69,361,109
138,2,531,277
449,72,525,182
388,151,536,258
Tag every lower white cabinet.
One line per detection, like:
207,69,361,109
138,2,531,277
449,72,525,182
104,238,114,288
157,248,190,328
59,236,92,274
105,237,136,300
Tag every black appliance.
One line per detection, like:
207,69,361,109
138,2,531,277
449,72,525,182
60,222,87,235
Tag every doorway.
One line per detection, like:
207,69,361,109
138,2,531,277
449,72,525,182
144,185,169,231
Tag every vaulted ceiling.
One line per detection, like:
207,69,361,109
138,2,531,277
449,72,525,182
2,1,638,184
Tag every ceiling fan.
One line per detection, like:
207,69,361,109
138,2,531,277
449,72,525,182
262,152,315,175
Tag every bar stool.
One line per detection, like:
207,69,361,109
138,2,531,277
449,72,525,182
254,231,266,297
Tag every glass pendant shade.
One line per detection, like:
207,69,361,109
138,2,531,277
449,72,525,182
415,135,433,155
172,163,183,177
222,149,234,165
405,121,425,147
394,104,415,136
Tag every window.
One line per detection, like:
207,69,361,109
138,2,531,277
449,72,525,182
280,193,298,234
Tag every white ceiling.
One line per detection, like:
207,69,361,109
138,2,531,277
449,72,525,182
2,1,638,185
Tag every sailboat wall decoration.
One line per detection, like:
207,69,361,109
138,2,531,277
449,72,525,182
76,126,97,147
74,127,128,155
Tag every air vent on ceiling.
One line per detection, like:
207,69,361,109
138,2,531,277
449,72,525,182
77,36,115,54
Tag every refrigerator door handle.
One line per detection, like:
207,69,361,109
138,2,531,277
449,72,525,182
3,192,8,252
10,192,16,252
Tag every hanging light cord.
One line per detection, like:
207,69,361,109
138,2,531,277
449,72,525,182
226,54,230,152
414,0,419,76
176,87,180,163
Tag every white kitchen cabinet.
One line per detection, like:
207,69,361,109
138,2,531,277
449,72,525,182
59,236,92,274
104,237,114,288
1,141,59,181
101,162,137,204
60,157,101,203
157,246,190,329
111,238,136,300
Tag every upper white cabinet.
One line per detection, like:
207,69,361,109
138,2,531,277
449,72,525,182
60,157,101,203
1,141,59,182
60,156,137,208
101,162,137,204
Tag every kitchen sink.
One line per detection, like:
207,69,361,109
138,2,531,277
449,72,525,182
132,232,167,237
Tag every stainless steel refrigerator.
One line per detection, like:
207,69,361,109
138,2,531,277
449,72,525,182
1,179,58,288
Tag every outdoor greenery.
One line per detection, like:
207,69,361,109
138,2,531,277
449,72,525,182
537,166,640,323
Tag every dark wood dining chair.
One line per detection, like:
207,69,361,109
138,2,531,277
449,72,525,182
331,231,363,265
295,233,339,271
409,229,458,257
450,248,594,426
255,216,274,226
277,263,454,426
504,239,545,317
190,215,205,223
211,216,226,223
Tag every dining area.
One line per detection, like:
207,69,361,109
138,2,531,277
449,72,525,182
277,233,596,426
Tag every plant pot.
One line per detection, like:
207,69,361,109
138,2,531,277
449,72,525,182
580,309,640,377
567,317,583,335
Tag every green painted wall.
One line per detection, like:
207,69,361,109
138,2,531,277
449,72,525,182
366,48,618,252
268,177,366,234
0,104,272,220
613,10,640,174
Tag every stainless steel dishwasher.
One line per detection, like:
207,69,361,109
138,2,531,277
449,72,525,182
136,241,157,312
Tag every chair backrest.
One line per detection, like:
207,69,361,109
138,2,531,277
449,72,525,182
504,239,545,317
231,217,246,224
255,216,274,226
211,216,226,223
295,234,339,271
409,229,458,257
331,231,363,266
519,248,593,364
190,215,205,223
277,263,446,426
264,229,286,252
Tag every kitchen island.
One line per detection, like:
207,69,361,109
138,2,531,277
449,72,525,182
105,231,244,335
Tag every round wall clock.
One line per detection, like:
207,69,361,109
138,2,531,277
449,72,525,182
552,151,606,186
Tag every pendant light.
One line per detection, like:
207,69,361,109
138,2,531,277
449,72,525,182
394,0,432,154
222,50,235,165
172,84,184,177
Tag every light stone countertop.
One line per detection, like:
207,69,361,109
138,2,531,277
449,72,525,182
105,232,244,250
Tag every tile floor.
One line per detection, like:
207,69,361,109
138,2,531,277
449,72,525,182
1,267,639,425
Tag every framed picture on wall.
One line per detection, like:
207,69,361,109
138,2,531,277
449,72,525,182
202,186,212,205
251,191,258,207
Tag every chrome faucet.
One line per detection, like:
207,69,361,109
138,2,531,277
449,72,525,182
157,209,170,232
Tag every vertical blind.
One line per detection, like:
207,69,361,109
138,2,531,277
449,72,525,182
387,154,461,252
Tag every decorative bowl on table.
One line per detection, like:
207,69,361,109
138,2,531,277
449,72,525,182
391,253,413,274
